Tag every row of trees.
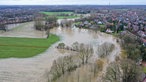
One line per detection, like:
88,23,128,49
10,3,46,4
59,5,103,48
52,40,143,82
34,14,58,38
51,59,104,82
49,56,77,81
60,19,73,27
102,31,145,82
34,14,58,30
56,42,94,64
49,42,94,81
0,24,7,31
119,32,145,61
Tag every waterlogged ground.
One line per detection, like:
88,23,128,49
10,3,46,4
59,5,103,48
0,21,121,82
0,22,47,38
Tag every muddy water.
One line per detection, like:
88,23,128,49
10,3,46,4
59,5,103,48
0,22,47,38
0,20,120,82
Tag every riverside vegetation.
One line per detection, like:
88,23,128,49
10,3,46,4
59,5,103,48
48,42,116,82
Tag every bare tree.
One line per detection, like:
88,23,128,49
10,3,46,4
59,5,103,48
50,55,77,81
0,23,7,31
104,59,142,82
85,45,94,63
61,19,73,27
93,59,104,77
72,42,79,51
45,16,58,30
65,56,77,72
97,42,115,58
34,16,45,31
78,44,94,64
50,60,62,81
105,62,121,82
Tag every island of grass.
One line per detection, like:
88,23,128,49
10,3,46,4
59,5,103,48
40,11,79,19
0,34,59,58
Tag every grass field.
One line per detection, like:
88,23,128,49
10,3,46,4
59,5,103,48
40,12,73,15
0,34,60,58
40,12,79,19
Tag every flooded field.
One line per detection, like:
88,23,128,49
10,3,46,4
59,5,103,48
0,20,121,82
0,22,47,38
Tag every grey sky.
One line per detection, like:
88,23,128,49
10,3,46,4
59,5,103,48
0,0,146,5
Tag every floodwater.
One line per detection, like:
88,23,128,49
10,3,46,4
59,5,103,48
0,22,47,38
0,20,121,82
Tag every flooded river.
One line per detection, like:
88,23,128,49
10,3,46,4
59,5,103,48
0,20,120,82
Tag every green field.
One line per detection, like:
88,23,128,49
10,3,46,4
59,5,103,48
40,12,73,15
40,12,79,19
0,34,59,58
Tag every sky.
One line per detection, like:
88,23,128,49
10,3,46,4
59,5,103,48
0,0,146,5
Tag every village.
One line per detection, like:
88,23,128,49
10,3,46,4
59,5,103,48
74,8,146,46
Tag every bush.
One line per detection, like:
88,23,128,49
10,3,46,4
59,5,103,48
57,43,65,49
92,59,104,77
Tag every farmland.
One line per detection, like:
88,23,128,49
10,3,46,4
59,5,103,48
0,34,59,58
40,11,79,19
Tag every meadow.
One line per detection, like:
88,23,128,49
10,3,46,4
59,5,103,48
0,34,59,58
40,11,79,19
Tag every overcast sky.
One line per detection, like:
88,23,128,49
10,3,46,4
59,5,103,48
0,0,146,5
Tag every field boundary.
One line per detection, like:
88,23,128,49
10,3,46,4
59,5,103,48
0,44,48,48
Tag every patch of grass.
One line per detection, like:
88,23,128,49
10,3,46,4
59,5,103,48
40,12,79,19
143,66,146,73
99,24,105,28
120,50,127,59
0,34,60,58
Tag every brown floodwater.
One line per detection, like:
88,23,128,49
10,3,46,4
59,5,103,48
0,20,120,82
0,22,47,38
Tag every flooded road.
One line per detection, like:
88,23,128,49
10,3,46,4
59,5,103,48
0,21,121,82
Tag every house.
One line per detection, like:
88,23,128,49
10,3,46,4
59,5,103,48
138,31,146,37
142,38,146,46
106,28,113,33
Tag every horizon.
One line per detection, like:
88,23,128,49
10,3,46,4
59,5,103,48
0,0,146,5
0,4,146,6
